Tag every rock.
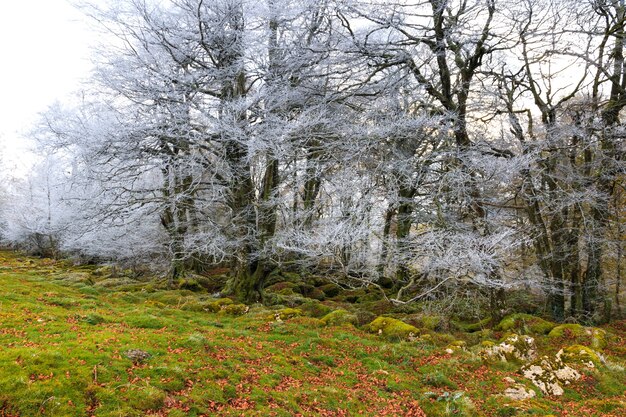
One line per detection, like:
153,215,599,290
219,303,249,316
496,313,556,335
591,328,608,350
503,384,536,400
520,355,580,396
482,334,537,363
557,344,604,368
547,324,586,338
124,349,151,365
271,308,302,321
204,298,234,313
320,309,358,326
445,340,467,354
363,316,420,341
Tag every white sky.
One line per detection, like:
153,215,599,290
0,0,96,174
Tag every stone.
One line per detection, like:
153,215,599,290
124,349,151,365
482,334,537,363
520,355,580,396
590,328,608,350
496,313,556,335
320,309,358,326
503,384,536,400
557,345,604,368
364,316,420,341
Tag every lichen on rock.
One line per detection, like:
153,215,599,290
482,334,537,363
503,384,536,400
557,344,604,368
520,355,580,396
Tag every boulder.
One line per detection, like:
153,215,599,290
520,356,580,396
496,313,556,335
547,324,586,338
320,309,358,326
364,316,419,341
503,384,536,400
482,334,537,363
557,345,604,368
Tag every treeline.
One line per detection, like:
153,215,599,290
2,0,624,323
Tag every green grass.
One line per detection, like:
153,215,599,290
0,251,624,416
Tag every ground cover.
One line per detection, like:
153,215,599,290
0,251,624,416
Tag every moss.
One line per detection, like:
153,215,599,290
177,278,203,292
547,324,587,338
482,334,537,363
420,314,444,331
496,313,556,335
204,298,234,313
590,327,608,350
558,345,603,368
127,386,166,411
319,283,342,298
363,316,419,341
452,317,491,333
265,281,300,294
298,299,333,318
80,313,106,325
270,308,303,321
421,371,458,389
320,309,358,327
594,372,626,396
219,303,249,316
124,314,165,329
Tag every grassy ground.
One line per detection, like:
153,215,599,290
0,251,624,417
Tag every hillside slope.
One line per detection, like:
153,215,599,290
0,251,624,416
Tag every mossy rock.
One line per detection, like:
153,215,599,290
265,281,300,295
419,314,444,331
270,308,303,321
205,298,234,313
319,283,342,298
177,278,204,292
364,316,419,341
320,309,358,326
219,303,249,316
452,317,491,333
482,334,537,363
590,328,608,350
558,345,604,368
548,324,587,339
298,300,333,318
520,355,580,396
147,292,187,306
92,265,114,277
339,288,369,303
445,340,467,353
354,309,377,326
307,287,326,301
496,313,556,335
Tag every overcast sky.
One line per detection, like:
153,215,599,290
0,0,96,174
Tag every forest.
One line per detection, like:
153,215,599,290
1,0,624,325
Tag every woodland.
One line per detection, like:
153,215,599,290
1,0,625,324
0,1,625,416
